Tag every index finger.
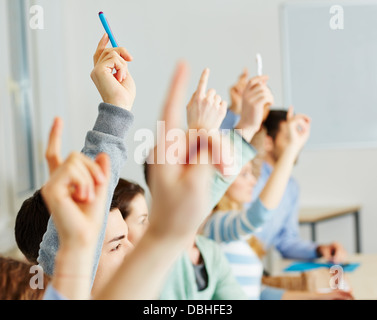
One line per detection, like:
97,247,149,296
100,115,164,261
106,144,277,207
196,68,210,98
93,33,110,66
247,75,269,89
45,117,64,176
238,68,249,84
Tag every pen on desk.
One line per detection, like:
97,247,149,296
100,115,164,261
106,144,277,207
99,12,119,48
256,53,263,76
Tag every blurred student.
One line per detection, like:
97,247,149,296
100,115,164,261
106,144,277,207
16,37,239,300
142,70,275,299
205,138,353,300
220,70,347,264
43,61,235,300
33,34,136,279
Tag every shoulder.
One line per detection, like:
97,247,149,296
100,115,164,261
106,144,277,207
196,236,227,263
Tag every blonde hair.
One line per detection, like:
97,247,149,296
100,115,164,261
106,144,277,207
213,128,268,259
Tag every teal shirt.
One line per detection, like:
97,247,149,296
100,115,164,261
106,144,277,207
159,235,247,300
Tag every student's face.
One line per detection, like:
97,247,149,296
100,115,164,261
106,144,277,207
226,162,257,205
91,209,134,297
124,194,150,246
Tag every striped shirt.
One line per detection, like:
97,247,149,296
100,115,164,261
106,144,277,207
220,239,263,300
203,198,273,243
203,198,283,300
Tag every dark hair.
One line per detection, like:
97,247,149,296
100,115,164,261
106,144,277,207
15,190,50,264
0,257,50,300
263,110,288,141
15,179,145,264
110,178,145,220
143,162,150,187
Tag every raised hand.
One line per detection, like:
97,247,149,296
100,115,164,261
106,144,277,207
148,62,227,240
91,34,136,110
95,62,231,300
229,68,249,115
236,75,274,142
286,106,311,154
41,118,110,249
187,68,228,131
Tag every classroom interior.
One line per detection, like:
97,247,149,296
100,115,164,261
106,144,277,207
1,0,377,300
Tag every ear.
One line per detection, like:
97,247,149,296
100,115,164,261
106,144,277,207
264,135,274,153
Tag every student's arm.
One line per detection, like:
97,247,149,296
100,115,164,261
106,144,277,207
205,109,312,243
274,185,318,260
38,35,136,278
204,197,274,243
41,132,111,300
186,70,270,211
220,69,248,130
258,107,311,210
234,75,274,142
95,62,229,300
209,130,256,210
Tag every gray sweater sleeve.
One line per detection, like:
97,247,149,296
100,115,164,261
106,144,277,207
37,103,134,280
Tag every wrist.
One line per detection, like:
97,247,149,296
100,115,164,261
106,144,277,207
103,100,133,112
52,245,94,300
229,104,242,115
146,224,193,249
56,244,96,269
235,121,258,142
281,144,300,163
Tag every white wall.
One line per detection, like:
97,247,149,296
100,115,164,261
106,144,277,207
0,0,16,252
58,0,285,188
11,0,377,255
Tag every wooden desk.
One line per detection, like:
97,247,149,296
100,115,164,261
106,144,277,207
271,254,377,300
299,205,362,253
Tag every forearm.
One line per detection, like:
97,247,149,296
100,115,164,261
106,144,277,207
205,198,273,242
258,145,297,210
38,103,134,277
94,229,190,300
52,246,96,300
277,238,318,260
234,121,258,143
83,103,134,281
209,130,257,210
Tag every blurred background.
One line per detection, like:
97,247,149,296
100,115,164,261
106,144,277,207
1,0,377,263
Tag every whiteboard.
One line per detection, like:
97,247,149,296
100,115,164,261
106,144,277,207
281,1,377,149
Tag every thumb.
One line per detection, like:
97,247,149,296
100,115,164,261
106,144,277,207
247,75,269,89
287,106,294,121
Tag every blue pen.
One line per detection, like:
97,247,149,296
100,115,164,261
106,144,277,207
99,12,118,47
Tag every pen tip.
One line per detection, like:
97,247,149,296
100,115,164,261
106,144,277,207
99,11,103,15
